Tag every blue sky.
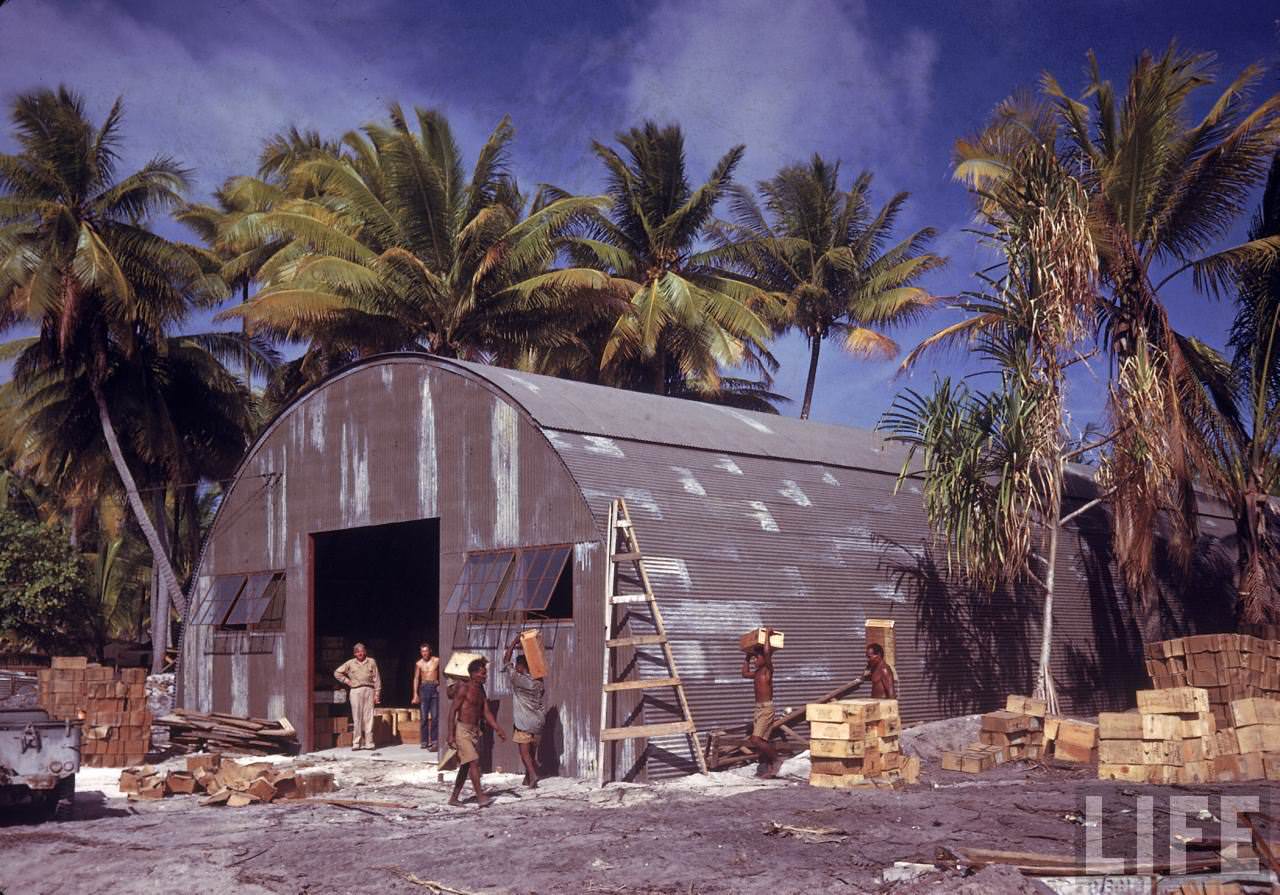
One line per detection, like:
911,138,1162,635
1,0,1278,430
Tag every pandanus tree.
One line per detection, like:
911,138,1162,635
0,87,209,643
712,155,944,418
956,46,1280,636
560,122,777,397
880,145,1102,714
219,105,618,408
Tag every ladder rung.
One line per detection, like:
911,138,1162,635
604,676,680,693
606,634,666,648
615,519,632,528
610,594,650,605
611,551,642,562
600,721,695,741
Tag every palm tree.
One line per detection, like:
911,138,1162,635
563,122,776,396
0,87,206,630
955,46,1280,637
881,144,1101,713
712,156,943,418
1210,154,1280,623
218,106,614,406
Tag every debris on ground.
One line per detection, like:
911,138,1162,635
157,709,299,755
118,752,333,806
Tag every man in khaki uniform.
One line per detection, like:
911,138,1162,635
334,642,381,750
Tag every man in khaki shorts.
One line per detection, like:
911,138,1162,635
448,656,505,807
741,628,781,778
503,634,546,788
334,642,381,750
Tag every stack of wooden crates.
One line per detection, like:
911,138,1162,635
37,657,150,767
806,698,904,788
1143,634,1280,729
942,695,1099,772
1097,687,1217,783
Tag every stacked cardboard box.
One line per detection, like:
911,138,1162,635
36,658,151,767
1097,687,1217,783
1217,696,1280,782
943,695,1045,771
806,698,907,788
1143,634,1280,729
942,695,1099,772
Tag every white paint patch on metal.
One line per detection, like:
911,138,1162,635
418,379,438,516
340,421,371,526
583,435,625,458
501,372,542,394
777,565,806,598
268,636,286,719
670,466,707,497
275,451,288,569
231,649,248,716
714,457,745,475
779,480,812,507
748,500,780,532
544,429,573,451
573,541,599,571
582,487,663,520
668,641,711,676
264,450,276,568
661,598,763,631
491,401,520,545
380,364,394,390
644,556,692,591
307,397,326,452
715,406,773,434
873,582,907,604
822,470,840,486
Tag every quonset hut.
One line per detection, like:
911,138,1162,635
179,353,1234,779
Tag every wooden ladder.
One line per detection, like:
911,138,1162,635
597,497,707,786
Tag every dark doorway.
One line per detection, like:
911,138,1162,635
313,519,440,716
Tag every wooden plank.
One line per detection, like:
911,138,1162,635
609,594,650,606
603,676,680,693
611,552,642,562
600,721,695,741
606,634,666,648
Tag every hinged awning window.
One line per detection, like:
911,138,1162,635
494,545,572,612
223,572,284,626
444,550,516,614
191,576,246,626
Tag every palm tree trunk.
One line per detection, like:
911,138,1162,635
653,344,667,396
800,335,823,420
149,488,172,674
1034,513,1061,717
93,385,187,652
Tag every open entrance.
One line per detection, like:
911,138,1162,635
312,518,439,749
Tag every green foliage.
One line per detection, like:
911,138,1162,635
0,509,92,653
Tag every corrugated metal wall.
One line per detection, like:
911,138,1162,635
184,354,1242,782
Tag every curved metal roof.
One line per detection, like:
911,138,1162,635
442,357,902,473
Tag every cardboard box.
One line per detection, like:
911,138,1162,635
520,629,548,679
864,619,895,669
444,651,486,679
739,628,784,652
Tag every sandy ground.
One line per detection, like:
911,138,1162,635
3,736,1279,894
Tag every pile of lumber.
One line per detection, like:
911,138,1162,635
156,709,298,755
119,753,334,807
942,695,1098,772
1143,634,1280,728
37,657,151,767
1097,688,1217,783
806,698,918,789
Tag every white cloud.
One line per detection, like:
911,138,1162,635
620,0,938,186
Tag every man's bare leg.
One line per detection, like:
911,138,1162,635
519,742,539,788
749,736,782,778
449,765,468,806
469,762,491,807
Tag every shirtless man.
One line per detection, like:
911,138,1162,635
741,628,782,778
411,643,440,750
859,643,897,699
448,657,506,807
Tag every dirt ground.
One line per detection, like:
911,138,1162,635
4,731,1279,895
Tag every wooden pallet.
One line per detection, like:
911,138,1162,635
597,498,707,785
